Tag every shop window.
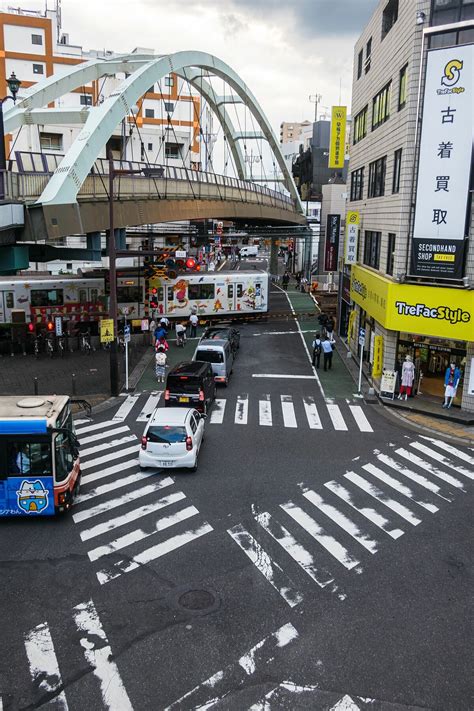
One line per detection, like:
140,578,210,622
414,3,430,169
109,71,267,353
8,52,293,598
39,132,63,151
382,0,399,40
372,81,391,129
398,64,408,110
350,167,364,201
368,156,387,198
365,37,372,74
363,230,381,269
353,106,368,144
357,49,363,79
188,283,215,300
33,63,44,74
80,94,93,106
386,233,396,275
145,108,155,118
392,148,402,194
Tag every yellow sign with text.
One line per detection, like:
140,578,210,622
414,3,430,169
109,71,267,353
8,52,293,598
372,335,384,377
100,319,114,343
350,265,474,341
328,106,347,169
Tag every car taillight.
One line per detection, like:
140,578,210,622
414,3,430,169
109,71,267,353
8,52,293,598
199,390,205,401
141,436,147,450
186,436,193,451
164,389,170,400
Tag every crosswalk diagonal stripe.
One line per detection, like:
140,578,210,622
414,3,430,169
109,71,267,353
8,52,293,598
344,471,422,525
136,392,161,422
80,459,139,486
409,442,474,481
324,480,404,538
281,395,297,428
78,425,130,446
362,463,438,513
227,523,303,607
349,405,373,432
112,394,140,422
210,399,226,424
75,420,118,435
235,395,248,424
259,395,272,426
76,471,157,504
80,434,137,458
80,444,140,471
326,404,348,431
421,436,474,467
395,448,464,490
24,622,69,710
303,396,322,429
377,453,452,502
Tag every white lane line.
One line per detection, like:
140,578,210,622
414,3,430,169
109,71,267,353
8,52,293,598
24,622,69,710
302,488,379,553
112,393,140,422
73,600,133,710
252,329,314,336
88,505,199,561
259,395,272,426
409,441,474,481
227,523,303,608
78,425,130,446
81,459,139,486
421,436,474,467
97,522,213,585
252,374,317,379
281,501,360,570
326,404,348,431
349,405,373,433
303,396,322,429
210,399,226,424
344,471,422,526
76,471,158,504
73,477,174,523
80,434,137,458
281,395,297,428
255,511,335,588
235,395,248,425
136,392,161,422
396,447,465,490
377,453,452,502
363,463,438,514
80,491,186,541
74,418,90,425
75,420,118,435
80,444,140,471
324,480,404,539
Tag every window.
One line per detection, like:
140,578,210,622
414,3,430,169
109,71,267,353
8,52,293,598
145,108,154,118
80,94,92,106
79,289,87,303
30,289,63,307
5,292,14,309
432,0,474,25
368,156,387,198
357,49,363,79
31,33,43,45
117,285,143,303
195,349,223,364
386,233,396,276
365,37,372,73
32,63,44,74
39,132,63,151
227,284,234,298
363,231,381,269
353,106,368,144
7,440,51,476
392,148,402,194
147,426,187,444
165,142,182,159
382,0,399,40
167,286,174,301
90,289,99,302
147,142,153,151
164,102,174,113
350,167,365,201
165,76,174,87
236,284,244,298
398,64,408,110
188,283,215,301
372,81,391,129
66,263,72,270
55,433,74,482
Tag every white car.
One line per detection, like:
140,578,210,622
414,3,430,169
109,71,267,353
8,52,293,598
139,407,205,472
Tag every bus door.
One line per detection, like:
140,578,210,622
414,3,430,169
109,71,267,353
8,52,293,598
0,290,14,323
227,282,235,312
255,281,262,309
236,282,244,310
0,433,55,517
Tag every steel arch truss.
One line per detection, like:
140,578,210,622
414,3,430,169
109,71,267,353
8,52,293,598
4,51,302,212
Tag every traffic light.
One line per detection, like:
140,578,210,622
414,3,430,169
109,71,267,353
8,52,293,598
28,322,35,333
47,320,54,332
186,257,196,270
150,287,158,308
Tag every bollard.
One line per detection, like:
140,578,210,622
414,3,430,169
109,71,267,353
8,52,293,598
72,373,77,395
33,377,38,395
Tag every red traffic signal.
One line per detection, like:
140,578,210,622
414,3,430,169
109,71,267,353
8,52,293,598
151,287,157,295
47,321,54,331
186,257,196,270
28,322,35,333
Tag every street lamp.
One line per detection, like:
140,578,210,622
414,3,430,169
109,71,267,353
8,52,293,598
0,72,21,197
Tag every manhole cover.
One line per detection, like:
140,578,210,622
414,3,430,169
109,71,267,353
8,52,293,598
178,590,215,610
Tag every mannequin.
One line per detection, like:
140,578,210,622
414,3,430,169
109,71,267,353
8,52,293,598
398,355,415,400
442,362,461,408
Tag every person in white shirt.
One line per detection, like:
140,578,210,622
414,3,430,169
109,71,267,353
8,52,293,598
189,313,198,338
321,336,335,371
155,345,167,383
175,322,186,346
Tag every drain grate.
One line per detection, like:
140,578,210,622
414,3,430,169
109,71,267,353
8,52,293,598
178,589,215,611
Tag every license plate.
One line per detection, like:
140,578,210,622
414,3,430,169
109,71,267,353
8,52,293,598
179,397,189,403
158,461,174,467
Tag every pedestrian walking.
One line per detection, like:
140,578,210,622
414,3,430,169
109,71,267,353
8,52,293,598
282,271,290,291
175,322,186,347
326,315,335,340
295,271,302,289
149,317,156,347
311,332,322,368
189,312,198,338
155,345,167,383
160,316,170,330
321,335,335,371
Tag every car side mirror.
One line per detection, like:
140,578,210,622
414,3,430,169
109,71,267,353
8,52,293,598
200,413,208,419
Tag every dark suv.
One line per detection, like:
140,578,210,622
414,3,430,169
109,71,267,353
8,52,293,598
164,361,216,414
200,324,240,354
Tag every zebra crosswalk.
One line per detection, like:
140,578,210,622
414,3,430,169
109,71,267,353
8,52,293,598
73,416,213,586
227,436,474,607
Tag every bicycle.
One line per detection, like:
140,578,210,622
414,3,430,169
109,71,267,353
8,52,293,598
57,335,66,358
79,331,92,355
45,335,55,358
33,335,42,359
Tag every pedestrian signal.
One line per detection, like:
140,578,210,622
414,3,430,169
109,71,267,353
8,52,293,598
186,257,196,270
28,322,35,333
47,321,54,331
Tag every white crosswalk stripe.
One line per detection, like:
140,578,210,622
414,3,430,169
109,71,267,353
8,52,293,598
303,395,322,429
80,444,140,471
259,394,272,426
75,419,120,435
136,392,161,422
24,621,69,709
210,398,226,423
344,472,422,526
326,403,348,431
112,393,140,421
281,395,297,427
235,394,248,424
349,405,373,432
78,425,130,445
80,434,137,457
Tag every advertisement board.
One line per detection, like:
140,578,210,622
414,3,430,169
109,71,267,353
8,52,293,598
344,211,359,265
0,476,55,517
411,45,473,278
324,214,340,271
372,335,384,377
100,319,114,343
328,106,347,169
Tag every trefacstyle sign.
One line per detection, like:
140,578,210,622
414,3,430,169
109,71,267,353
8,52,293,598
324,214,340,271
411,44,473,278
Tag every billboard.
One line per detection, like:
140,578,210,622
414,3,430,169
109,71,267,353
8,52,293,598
411,45,474,278
324,214,340,271
328,106,347,169
344,210,359,264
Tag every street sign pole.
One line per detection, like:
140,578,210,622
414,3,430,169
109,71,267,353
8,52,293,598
358,327,366,395
124,311,130,391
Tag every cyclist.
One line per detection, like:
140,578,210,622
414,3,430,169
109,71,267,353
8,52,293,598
175,322,186,347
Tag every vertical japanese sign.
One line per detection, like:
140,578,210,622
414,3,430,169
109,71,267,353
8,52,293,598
411,45,474,278
344,210,359,264
372,335,384,377
328,106,347,169
324,214,340,271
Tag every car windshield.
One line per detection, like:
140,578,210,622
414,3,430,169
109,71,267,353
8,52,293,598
167,376,201,394
196,350,224,364
147,426,187,444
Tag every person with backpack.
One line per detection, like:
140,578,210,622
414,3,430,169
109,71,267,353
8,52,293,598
312,332,322,368
155,344,167,383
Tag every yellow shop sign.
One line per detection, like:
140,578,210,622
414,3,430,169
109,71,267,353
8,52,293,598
350,265,474,341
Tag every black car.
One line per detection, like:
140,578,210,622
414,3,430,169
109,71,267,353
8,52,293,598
200,324,240,354
164,361,216,414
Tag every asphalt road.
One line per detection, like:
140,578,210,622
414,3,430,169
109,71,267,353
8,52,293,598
0,258,472,711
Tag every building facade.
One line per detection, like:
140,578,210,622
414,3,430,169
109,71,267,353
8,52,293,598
347,0,474,411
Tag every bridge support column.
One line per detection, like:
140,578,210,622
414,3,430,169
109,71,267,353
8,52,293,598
0,245,29,275
86,231,102,261
105,227,126,255
269,238,279,283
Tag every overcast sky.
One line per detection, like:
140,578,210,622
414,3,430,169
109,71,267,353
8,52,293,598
3,0,379,131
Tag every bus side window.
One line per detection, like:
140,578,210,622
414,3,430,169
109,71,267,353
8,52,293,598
236,284,243,298
167,287,174,301
158,287,164,301
90,289,99,302
55,433,74,483
228,284,234,298
5,292,14,309
7,441,51,476
79,289,87,304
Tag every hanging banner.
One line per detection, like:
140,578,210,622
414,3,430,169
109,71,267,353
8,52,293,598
344,210,359,264
328,106,347,169
411,44,473,278
372,335,384,377
324,214,340,271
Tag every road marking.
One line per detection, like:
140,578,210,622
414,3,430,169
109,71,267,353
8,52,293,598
324,480,404,539
362,463,438,513
88,505,199,561
255,511,335,588
421,436,474,467
259,395,272,426
235,395,248,424
327,404,348,431
74,418,90,426
396,448,465,490
75,419,119,435
97,522,213,585
377,453,452,502
112,393,140,422
78,425,130,446
73,477,174,522
76,471,158,504
73,600,133,710
80,444,140,471
281,395,297,428
227,523,303,607
252,329,314,336
80,434,137,457
252,374,317,379
303,488,379,553
24,622,69,710
281,501,360,570
344,471,422,526
80,458,139,486
349,405,373,432
80,491,186,541
409,441,474,481
303,396,323,429
210,398,226,424
136,392,162,422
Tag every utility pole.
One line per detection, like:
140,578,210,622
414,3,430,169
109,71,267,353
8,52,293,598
108,154,119,397
309,93,322,123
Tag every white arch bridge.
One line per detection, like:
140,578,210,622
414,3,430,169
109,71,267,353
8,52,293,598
3,50,306,242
